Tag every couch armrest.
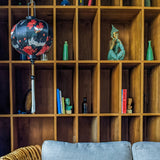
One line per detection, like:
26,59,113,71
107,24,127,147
0,145,41,160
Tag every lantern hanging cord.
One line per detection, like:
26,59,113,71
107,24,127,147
28,0,36,17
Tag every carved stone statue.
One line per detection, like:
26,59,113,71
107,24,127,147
107,25,125,60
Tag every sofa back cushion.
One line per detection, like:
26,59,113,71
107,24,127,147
132,142,160,160
42,140,132,160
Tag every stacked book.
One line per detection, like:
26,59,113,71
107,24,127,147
121,89,127,113
57,88,65,114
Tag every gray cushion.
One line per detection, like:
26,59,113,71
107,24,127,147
132,141,160,160
42,140,132,160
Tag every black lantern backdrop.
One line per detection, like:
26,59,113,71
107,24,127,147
11,0,53,113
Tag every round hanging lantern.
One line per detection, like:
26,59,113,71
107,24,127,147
11,0,53,114
11,16,53,60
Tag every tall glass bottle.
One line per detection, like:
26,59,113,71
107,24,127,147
146,40,154,60
82,97,88,113
63,41,68,60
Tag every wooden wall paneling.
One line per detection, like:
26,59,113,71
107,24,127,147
111,64,120,113
78,64,93,113
152,0,160,7
100,65,111,113
132,0,142,6
73,9,78,60
130,64,141,113
78,9,97,60
130,11,142,60
12,64,31,114
78,116,97,142
92,10,98,60
57,64,74,110
57,117,75,142
92,64,98,113
151,14,160,60
123,0,142,6
13,117,54,149
36,8,54,60
35,64,54,114
73,63,78,114
143,116,160,141
122,116,140,143
100,116,119,142
56,8,75,60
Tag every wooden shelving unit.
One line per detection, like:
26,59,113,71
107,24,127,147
1,0,160,156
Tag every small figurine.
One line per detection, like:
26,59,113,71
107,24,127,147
107,25,125,60
127,98,133,113
65,98,72,114
60,0,70,5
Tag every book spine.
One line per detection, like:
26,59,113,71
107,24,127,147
56,89,61,114
59,90,63,114
123,89,127,114
121,89,123,113
62,97,65,114
79,0,84,5
88,0,92,6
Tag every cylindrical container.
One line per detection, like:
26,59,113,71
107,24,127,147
82,97,88,113
145,0,151,6
63,41,68,60
146,40,154,60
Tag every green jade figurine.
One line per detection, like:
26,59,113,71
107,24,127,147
107,25,125,60
65,98,72,114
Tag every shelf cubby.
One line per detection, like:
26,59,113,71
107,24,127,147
100,63,120,113
122,116,140,143
101,9,142,60
78,63,98,114
0,64,10,114
0,9,8,60
144,9,160,60
144,63,160,113
13,117,54,149
100,116,119,142
143,116,160,141
0,118,10,157
57,117,76,142
57,63,76,113
56,0,76,5
56,8,76,60
122,63,141,113
101,0,121,6
123,0,142,6
78,116,97,142
36,8,54,60
78,8,98,60
12,63,54,114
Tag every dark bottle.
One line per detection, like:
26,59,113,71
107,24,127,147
82,97,88,113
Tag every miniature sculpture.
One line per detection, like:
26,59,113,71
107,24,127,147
60,0,70,5
127,98,133,113
65,98,72,114
107,25,125,60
